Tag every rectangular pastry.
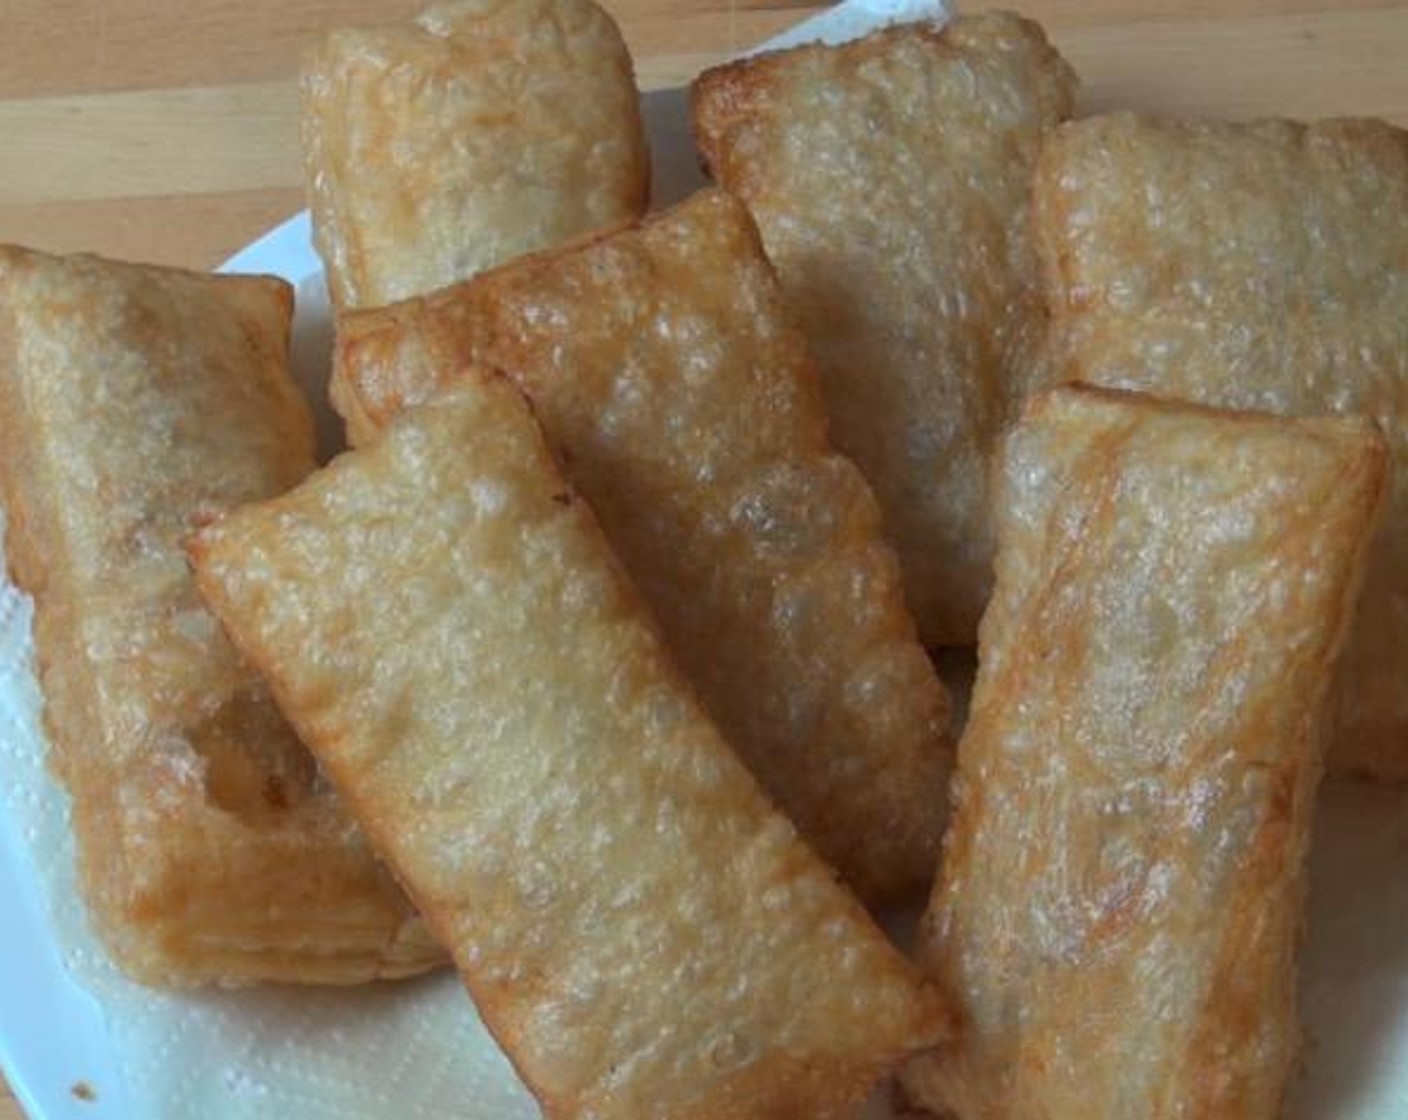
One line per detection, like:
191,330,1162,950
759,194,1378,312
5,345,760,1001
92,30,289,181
692,13,1077,646
332,189,953,905
0,246,437,987
191,372,952,1119
1032,111,1408,780
904,386,1386,1119
302,0,649,309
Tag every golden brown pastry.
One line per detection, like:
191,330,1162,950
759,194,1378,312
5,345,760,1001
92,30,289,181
904,385,1387,1120
302,0,648,309
191,373,952,1120
692,13,1077,646
331,189,953,906
0,246,439,987
1032,112,1408,781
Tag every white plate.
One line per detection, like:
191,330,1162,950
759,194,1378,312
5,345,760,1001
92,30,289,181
6,1,1408,1115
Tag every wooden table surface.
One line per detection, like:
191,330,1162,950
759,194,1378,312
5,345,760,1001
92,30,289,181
3,0,1408,1116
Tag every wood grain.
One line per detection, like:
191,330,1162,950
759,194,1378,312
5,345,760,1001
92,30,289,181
4,2,1407,268
4,1,1408,1117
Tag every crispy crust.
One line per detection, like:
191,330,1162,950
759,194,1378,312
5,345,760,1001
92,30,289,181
191,374,953,1118
331,189,953,906
903,385,1387,1119
301,0,648,309
1032,111,1408,780
0,245,439,986
692,13,1077,646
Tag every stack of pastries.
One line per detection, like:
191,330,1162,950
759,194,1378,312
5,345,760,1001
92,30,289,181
2,2,1405,1117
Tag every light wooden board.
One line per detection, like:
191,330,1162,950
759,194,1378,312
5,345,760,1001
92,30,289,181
5,1,1408,269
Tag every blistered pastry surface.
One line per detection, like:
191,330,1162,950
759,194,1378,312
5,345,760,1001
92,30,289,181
1033,112,1408,779
333,191,953,903
0,246,434,986
692,13,1076,644
906,387,1386,1119
194,377,951,1119
302,0,648,308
